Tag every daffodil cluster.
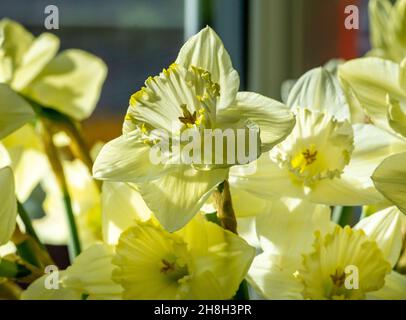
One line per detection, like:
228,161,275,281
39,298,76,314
1,0,406,300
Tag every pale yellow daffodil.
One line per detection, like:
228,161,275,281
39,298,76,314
93,26,295,232
22,185,255,300
230,67,406,206
248,199,406,300
339,57,406,213
368,0,406,63
0,18,107,120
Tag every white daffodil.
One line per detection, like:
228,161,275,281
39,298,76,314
22,184,255,300
93,26,295,232
368,0,406,63
230,67,406,206
339,57,406,213
248,199,406,300
0,18,107,120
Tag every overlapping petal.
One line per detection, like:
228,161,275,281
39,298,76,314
23,49,107,120
175,26,239,110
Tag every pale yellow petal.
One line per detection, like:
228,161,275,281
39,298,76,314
287,67,351,121
24,49,107,120
63,244,122,300
354,206,403,267
0,83,35,140
21,271,82,300
11,32,59,91
93,131,170,183
139,166,228,232
175,26,239,110
367,271,406,300
372,152,406,213
0,166,17,245
248,252,304,300
218,91,296,152
102,182,151,244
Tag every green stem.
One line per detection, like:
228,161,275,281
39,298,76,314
17,201,42,248
332,206,355,227
233,279,250,300
40,118,82,260
0,259,31,278
63,192,81,259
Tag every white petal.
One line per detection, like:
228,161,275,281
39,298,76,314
0,166,17,245
309,175,383,206
248,252,304,300
93,131,170,183
287,67,351,121
63,244,122,300
21,271,82,300
175,26,239,110
373,152,406,213
338,57,406,131
345,123,406,184
256,198,333,259
102,182,151,244
0,84,35,140
367,271,406,300
11,32,59,91
354,206,403,267
139,166,228,232
24,49,107,120
219,92,296,152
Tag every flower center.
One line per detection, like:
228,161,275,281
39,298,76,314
160,257,189,282
272,108,354,185
299,226,391,300
124,63,220,135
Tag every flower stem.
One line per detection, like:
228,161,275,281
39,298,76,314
214,180,250,300
213,180,238,234
17,201,42,248
39,107,101,191
40,118,82,260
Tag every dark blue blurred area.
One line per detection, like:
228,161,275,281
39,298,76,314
0,0,185,117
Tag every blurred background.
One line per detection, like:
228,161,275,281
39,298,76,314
0,0,371,143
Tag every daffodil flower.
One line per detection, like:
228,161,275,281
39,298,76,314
368,0,406,63
230,67,406,206
93,26,295,231
0,18,107,120
22,185,255,300
248,198,406,300
339,57,406,213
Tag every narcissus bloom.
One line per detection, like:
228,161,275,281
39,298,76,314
339,57,406,213
0,18,107,120
22,186,255,300
93,26,295,231
248,199,406,300
368,0,406,62
230,67,406,206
